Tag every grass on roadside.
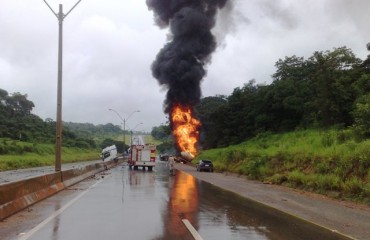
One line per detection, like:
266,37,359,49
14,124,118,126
0,138,99,171
195,129,370,205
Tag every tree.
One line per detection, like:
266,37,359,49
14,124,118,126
270,55,313,129
196,95,227,148
0,88,8,102
151,124,171,140
352,94,370,137
6,92,35,115
100,138,126,153
307,47,362,127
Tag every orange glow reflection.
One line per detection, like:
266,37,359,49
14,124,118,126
166,173,199,238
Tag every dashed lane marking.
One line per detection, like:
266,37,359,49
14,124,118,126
182,219,204,240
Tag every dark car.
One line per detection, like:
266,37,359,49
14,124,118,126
196,159,214,172
160,154,169,161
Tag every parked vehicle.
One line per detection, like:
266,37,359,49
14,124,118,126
128,144,156,171
160,154,169,161
196,159,214,172
100,145,118,162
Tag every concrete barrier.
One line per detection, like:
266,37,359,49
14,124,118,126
0,160,118,220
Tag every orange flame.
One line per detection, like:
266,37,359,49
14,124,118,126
170,104,201,158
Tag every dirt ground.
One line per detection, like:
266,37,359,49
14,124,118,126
175,163,370,240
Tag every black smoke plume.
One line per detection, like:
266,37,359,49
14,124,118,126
147,0,229,113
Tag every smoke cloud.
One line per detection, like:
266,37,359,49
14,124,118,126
147,0,229,113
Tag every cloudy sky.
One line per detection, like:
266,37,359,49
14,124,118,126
1,0,370,132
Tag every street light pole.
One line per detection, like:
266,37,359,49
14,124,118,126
108,109,125,152
124,110,140,149
43,0,82,172
109,109,140,154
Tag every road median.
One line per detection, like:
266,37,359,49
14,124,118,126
0,160,119,220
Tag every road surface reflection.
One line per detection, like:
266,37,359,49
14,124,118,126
14,163,350,240
155,163,349,240
159,170,199,239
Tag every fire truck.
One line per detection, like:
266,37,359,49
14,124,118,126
128,144,156,171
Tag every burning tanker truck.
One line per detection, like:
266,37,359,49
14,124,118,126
180,151,195,162
147,0,229,159
171,104,200,162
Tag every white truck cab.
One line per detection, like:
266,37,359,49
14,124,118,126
101,145,118,162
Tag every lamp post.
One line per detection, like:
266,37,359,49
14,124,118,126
108,109,140,154
43,0,82,172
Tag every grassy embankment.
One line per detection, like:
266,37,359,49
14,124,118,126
0,138,99,171
0,134,159,171
144,135,162,145
196,129,370,205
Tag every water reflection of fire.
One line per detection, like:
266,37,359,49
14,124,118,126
170,104,201,159
165,172,199,238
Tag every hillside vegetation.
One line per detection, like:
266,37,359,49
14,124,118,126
196,129,370,204
0,138,99,171
0,132,154,171
195,46,370,149
0,88,150,171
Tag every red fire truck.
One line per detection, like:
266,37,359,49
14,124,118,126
128,144,156,171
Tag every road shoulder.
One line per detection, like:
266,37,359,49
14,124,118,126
175,163,370,240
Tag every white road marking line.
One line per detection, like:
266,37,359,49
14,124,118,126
18,179,103,240
182,219,204,240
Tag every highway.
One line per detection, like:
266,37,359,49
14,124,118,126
131,134,145,145
1,162,352,240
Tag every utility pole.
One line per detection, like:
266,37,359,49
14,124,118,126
43,0,82,172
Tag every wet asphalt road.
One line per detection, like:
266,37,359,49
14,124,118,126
1,162,352,240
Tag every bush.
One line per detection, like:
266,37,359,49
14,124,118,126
343,177,364,195
268,173,288,184
321,132,335,147
246,156,268,179
0,144,7,154
73,140,91,149
336,129,352,144
314,174,342,191
287,170,306,187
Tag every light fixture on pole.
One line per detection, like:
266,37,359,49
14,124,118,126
43,0,82,172
108,109,140,153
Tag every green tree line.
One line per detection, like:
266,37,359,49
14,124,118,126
197,46,370,148
0,89,124,152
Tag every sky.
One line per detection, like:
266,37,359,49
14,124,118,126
1,0,370,132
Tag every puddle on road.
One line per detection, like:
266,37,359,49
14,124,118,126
152,163,351,240
195,181,351,240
